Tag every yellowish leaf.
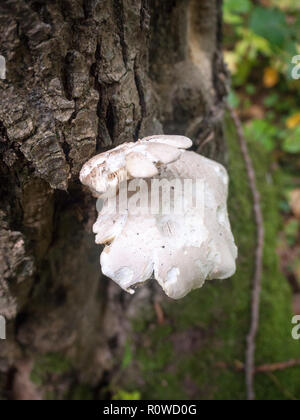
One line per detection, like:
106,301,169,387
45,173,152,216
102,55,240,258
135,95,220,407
224,51,238,73
263,67,279,88
286,113,300,129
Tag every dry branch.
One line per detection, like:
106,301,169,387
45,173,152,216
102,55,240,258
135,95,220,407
227,105,265,401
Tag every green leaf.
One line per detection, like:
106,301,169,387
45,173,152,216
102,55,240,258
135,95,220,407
224,0,251,14
224,0,252,24
282,127,300,154
244,119,277,151
227,90,240,108
264,93,280,108
245,84,256,95
249,7,290,49
224,13,243,25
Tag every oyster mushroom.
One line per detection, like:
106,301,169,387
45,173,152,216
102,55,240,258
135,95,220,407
80,135,237,299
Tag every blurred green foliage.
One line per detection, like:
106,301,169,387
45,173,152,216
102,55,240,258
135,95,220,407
283,126,300,153
224,0,300,228
224,3,300,377
284,219,300,246
244,119,277,151
112,390,141,400
249,7,296,51
224,0,300,84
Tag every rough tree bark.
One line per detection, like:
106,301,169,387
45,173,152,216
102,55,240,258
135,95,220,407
0,0,228,399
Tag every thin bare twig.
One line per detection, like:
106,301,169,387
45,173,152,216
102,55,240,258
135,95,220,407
217,359,300,374
227,104,265,401
255,359,300,373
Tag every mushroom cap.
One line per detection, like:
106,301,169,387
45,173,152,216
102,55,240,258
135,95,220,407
81,136,238,299
79,135,192,197
142,135,193,149
125,152,159,178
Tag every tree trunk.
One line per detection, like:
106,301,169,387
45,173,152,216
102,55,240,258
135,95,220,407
0,0,227,399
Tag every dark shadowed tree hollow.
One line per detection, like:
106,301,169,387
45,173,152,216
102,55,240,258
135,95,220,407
0,0,229,399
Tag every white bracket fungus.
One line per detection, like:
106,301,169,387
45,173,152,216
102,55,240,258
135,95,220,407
80,135,237,299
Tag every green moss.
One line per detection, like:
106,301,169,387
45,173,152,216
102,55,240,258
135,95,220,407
31,353,96,400
124,114,300,400
30,353,72,386
69,384,94,401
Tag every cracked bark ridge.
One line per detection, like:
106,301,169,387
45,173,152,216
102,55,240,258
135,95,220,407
0,0,227,399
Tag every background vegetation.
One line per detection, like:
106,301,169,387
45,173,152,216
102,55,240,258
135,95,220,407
224,0,300,317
